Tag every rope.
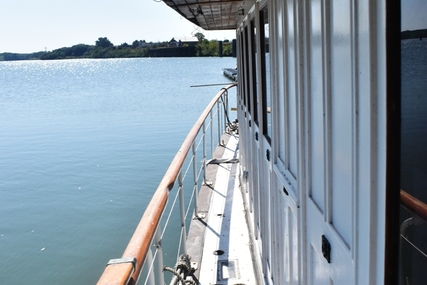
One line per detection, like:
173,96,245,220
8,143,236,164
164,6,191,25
163,266,187,285
163,254,197,285
219,90,239,133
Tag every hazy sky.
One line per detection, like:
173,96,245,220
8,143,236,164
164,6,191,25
0,0,236,53
1,0,426,53
402,0,427,31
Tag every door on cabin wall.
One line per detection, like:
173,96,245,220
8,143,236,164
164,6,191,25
238,28,251,206
304,0,355,283
272,0,302,283
258,3,274,281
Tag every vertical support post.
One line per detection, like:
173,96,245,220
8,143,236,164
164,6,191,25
178,172,187,256
224,90,229,131
217,101,221,146
154,228,165,285
192,143,199,217
203,121,207,184
145,249,155,285
210,111,214,157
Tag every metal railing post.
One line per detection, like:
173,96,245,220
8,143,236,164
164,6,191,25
203,121,207,184
145,249,155,285
192,143,199,217
178,172,187,256
224,91,229,131
154,228,165,285
210,111,214,157
217,101,221,146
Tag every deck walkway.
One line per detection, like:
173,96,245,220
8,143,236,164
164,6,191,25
186,132,258,285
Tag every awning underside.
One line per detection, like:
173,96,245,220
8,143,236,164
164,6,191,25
162,0,243,30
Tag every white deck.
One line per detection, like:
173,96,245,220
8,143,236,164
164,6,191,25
196,133,257,285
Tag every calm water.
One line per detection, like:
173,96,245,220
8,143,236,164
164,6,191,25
400,39,427,284
0,57,236,284
401,39,427,202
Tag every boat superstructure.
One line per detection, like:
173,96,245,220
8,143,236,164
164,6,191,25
97,0,427,284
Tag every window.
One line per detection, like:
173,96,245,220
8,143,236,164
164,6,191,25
260,6,271,142
251,19,259,126
244,26,251,112
399,1,427,283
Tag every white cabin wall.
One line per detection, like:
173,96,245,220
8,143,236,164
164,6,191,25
236,0,388,284
353,0,384,284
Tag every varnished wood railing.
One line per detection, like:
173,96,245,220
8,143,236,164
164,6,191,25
400,189,427,223
96,83,236,285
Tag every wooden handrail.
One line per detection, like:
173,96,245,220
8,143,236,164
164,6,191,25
96,83,236,285
400,189,427,223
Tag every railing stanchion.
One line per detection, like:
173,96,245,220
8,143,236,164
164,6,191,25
192,143,199,217
203,121,207,184
210,111,214,157
154,228,165,285
145,249,155,285
178,172,187,256
217,101,221,146
224,91,229,131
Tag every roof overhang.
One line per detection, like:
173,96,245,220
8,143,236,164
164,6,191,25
162,0,245,30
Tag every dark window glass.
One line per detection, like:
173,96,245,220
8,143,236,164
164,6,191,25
244,27,251,112
251,20,259,125
260,6,271,142
399,1,427,284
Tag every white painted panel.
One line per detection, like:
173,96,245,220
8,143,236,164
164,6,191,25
355,1,378,283
310,244,333,285
289,206,299,285
308,0,325,213
329,0,353,246
285,0,298,179
244,115,253,213
277,187,300,285
260,147,271,275
282,199,290,285
306,198,355,283
251,134,261,239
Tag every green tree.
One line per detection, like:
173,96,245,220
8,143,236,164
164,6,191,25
223,42,232,56
132,40,140,48
197,39,219,56
70,44,91,56
194,32,205,42
96,37,113,48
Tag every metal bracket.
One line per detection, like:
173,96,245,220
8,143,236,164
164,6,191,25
107,257,138,270
191,261,198,271
194,213,206,220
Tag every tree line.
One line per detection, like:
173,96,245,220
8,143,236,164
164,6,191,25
0,35,234,61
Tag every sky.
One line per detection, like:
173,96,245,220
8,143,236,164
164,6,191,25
0,0,236,53
402,0,427,31
1,0,426,54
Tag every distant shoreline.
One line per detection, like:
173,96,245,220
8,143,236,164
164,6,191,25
1,29,425,62
401,28,427,40
1,37,235,62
